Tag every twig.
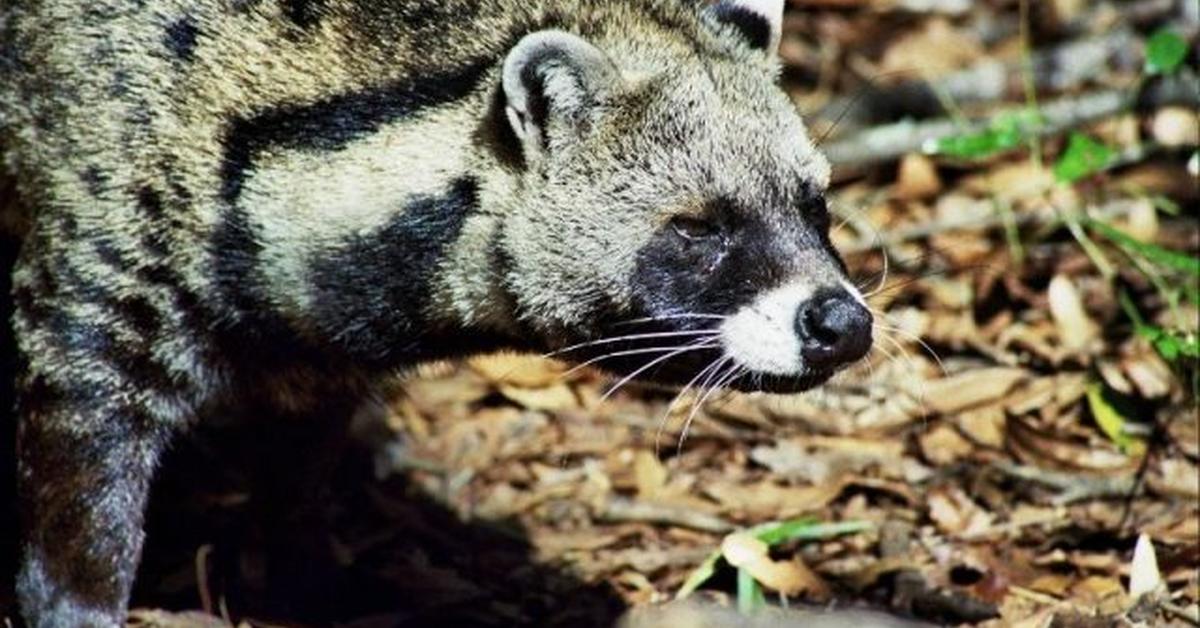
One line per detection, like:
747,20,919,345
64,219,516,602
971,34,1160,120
990,461,1137,505
823,77,1200,166
600,496,734,533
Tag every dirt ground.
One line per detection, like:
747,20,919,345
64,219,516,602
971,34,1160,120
3,1,1198,627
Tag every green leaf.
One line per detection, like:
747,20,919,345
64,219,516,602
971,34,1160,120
1085,218,1200,275
737,568,767,614
926,110,1040,159
1145,29,1189,75
1118,291,1200,364
1143,326,1200,360
1054,133,1117,183
1086,382,1146,456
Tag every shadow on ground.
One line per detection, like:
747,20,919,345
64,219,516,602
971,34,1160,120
134,421,627,627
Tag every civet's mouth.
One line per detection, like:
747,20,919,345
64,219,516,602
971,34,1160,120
570,280,873,395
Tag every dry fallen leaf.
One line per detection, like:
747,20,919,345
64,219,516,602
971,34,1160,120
1128,533,1163,599
469,353,568,388
953,405,1007,449
703,478,849,520
1047,274,1099,352
919,423,975,465
1120,352,1174,400
1070,575,1128,613
964,160,1057,203
498,382,579,411
878,17,982,79
1027,573,1072,596
894,153,942,200
927,487,994,537
634,450,669,500
922,368,1029,415
1148,458,1200,499
126,610,229,628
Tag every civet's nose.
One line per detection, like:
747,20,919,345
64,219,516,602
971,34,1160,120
796,289,873,370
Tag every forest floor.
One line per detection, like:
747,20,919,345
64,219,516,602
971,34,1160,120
4,1,1198,627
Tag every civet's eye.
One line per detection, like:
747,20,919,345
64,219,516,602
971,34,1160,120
670,216,721,241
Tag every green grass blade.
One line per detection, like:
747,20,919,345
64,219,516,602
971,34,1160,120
675,549,722,599
1085,218,1200,275
737,568,767,614
753,518,874,546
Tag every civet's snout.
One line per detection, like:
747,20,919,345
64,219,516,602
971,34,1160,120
719,280,874,379
795,289,873,371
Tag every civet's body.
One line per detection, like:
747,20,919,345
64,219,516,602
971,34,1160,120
0,0,872,624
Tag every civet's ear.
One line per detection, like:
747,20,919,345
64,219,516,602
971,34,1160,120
502,30,622,163
704,0,785,57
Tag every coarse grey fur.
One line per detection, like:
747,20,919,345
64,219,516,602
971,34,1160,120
0,0,868,625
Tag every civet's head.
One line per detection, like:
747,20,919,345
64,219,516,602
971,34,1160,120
496,0,871,392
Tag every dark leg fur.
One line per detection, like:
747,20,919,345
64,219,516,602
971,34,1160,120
15,373,181,627
10,237,200,626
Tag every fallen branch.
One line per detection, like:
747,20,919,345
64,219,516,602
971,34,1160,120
824,76,1200,166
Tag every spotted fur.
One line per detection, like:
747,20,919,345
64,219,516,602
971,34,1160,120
1,1,866,625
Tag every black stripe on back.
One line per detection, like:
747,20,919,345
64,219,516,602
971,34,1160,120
220,57,496,202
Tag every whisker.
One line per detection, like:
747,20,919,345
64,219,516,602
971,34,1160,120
677,362,744,453
831,203,891,298
677,356,736,445
654,353,730,456
873,329,931,417
542,329,720,359
872,231,891,297
863,260,1002,301
868,336,900,369
615,313,728,326
599,337,722,403
812,68,929,147
560,343,718,378
874,322,947,377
